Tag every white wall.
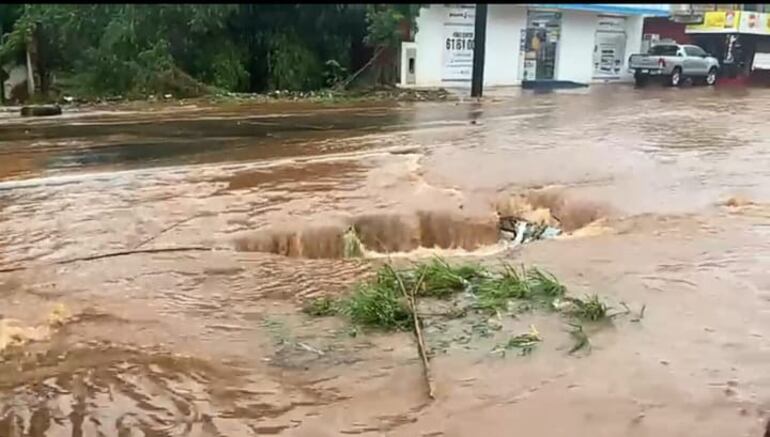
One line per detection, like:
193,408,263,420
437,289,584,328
413,5,446,87
557,11,599,84
621,15,645,81
485,5,527,86
410,5,649,88
400,41,416,85
3,63,28,98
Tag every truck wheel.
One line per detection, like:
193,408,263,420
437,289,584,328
704,67,718,86
634,72,649,87
668,68,682,87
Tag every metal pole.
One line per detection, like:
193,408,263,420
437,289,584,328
471,4,488,98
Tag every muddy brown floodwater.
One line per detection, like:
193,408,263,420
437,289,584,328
0,85,769,436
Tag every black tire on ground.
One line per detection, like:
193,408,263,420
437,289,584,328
668,68,683,87
634,72,649,87
20,105,62,117
703,67,718,86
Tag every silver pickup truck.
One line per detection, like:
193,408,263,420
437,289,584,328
628,43,720,87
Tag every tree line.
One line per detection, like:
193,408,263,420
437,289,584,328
0,4,421,99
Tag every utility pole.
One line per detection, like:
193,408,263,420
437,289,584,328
471,4,488,98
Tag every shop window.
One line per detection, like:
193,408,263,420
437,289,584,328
649,45,680,56
521,11,562,81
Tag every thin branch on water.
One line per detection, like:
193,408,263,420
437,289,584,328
133,214,204,249
338,45,386,90
0,246,214,273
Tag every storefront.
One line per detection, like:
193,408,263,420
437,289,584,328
521,11,562,81
402,3,668,88
685,10,770,80
593,15,630,79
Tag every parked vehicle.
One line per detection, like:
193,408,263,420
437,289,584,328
628,43,720,87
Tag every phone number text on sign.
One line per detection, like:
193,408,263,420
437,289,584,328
442,5,475,82
446,34,475,51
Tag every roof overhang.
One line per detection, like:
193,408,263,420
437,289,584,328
528,4,670,16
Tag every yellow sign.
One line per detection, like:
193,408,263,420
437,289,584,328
686,10,741,33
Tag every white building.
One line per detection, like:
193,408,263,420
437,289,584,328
401,4,671,88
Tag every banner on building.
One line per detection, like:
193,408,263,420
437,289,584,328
686,10,741,33
687,10,770,35
738,11,770,34
442,4,475,82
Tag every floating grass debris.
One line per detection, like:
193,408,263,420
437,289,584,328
567,323,591,355
562,294,611,322
302,296,338,317
622,302,646,322
493,325,542,357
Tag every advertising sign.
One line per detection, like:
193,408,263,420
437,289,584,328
442,4,475,82
738,11,770,35
686,10,741,33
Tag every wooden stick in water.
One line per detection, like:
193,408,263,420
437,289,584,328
391,265,436,400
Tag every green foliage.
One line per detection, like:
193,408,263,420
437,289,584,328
473,264,569,314
415,257,485,298
205,41,250,92
268,32,323,91
527,267,567,301
339,273,413,331
474,265,530,312
562,294,611,322
302,296,338,317
364,4,422,48
0,4,376,97
323,59,348,88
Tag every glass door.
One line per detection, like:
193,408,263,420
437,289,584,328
523,11,562,80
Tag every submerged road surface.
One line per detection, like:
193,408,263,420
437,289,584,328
0,86,768,436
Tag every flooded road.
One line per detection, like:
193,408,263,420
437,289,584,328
0,85,769,436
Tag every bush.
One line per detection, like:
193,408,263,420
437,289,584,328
268,32,323,91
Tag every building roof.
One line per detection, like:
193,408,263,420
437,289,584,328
530,4,670,16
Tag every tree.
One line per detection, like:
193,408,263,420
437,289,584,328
346,4,422,87
0,4,406,99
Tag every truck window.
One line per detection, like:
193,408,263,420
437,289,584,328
649,45,679,56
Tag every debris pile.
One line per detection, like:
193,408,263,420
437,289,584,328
498,216,561,246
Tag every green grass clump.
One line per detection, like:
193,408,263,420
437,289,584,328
527,267,567,301
302,296,338,317
415,257,486,297
474,264,530,312
562,294,611,322
473,264,570,313
335,263,424,331
339,280,412,331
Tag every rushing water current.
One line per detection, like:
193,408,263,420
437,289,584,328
0,86,769,436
